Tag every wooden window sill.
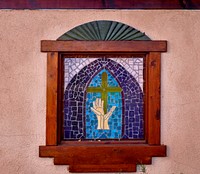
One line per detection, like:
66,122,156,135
39,143,166,172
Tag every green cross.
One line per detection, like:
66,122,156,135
86,72,122,113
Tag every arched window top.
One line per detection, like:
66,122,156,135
57,20,151,41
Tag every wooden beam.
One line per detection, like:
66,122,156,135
57,55,64,144
68,164,137,173
41,40,167,53
46,52,58,145
0,0,200,9
39,144,166,172
39,144,167,159
147,52,161,145
54,156,152,165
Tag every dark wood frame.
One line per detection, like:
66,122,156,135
1,0,199,9
39,40,167,173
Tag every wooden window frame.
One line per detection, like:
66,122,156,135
39,40,167,173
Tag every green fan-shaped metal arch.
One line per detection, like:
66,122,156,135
57,20,151,41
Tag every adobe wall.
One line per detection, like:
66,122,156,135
0,10,200,173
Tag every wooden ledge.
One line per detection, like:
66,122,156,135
39,144,166,172
41,40,167,53
68,164,137,173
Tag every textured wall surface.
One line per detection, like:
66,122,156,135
0,10,200,174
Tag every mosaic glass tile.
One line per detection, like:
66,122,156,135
86,69,122,139
64,58,144,140
64,58,144,90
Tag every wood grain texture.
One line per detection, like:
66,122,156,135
68,164,137,173
39,144,166,172
57,55,64,144
46,52,58,145
0,0,200,9
54,156,152,165
41,40,167,53
147,52,161,145
40,144,166,157
40,144,166,172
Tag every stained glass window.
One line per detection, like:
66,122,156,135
40,39,167,172
64,57,144,140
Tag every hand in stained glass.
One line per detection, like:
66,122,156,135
91,98,116,130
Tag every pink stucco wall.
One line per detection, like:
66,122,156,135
0,10,200,174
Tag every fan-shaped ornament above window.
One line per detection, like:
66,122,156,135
39,20,167,173
57,20,151,41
